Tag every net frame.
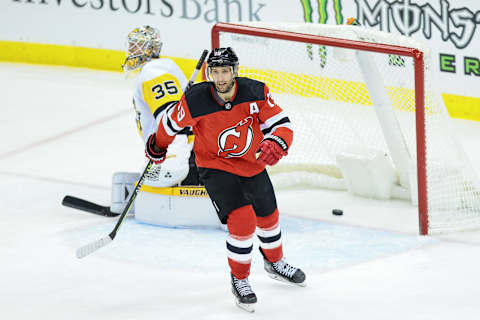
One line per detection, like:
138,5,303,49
211,22,429,234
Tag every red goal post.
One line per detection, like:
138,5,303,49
210,22,480,235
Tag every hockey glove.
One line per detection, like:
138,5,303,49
257,137,288,166
145,134,167,164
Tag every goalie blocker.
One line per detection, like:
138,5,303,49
111,154,221,229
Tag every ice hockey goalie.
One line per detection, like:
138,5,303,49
110,25,220,229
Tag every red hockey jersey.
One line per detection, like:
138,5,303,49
155,77,293,177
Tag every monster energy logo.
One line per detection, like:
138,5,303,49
300,0,344,67
299,0,404,68
301,0,344,24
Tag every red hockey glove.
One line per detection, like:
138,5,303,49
257,137,288,166
145,134,167,164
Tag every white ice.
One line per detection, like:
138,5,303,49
1,63,480,320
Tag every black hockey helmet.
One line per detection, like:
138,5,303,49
206,47,239,72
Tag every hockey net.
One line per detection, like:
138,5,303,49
212,22,480,235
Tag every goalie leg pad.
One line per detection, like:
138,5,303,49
134,186,221,228
111,172,140,214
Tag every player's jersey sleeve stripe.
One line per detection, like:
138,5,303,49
166,105,184,132
161,116,175,136
160,100,190,136
261,116,291,135
153,100,177,119
166,117,182,135
261,111,287,129
161,108,182,136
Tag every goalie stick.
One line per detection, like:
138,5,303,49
62,195,119,217
76,49,209,259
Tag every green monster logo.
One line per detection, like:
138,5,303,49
299,0,405,68
300,0,344,68
300,0,344,24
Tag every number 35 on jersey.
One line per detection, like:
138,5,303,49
142,74,183,114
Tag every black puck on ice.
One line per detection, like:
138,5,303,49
332,209,343,216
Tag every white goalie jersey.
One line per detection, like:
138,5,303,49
133,57,188,143
132,58,193,187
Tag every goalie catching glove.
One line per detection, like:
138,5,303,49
145,134,167,164
256,136,288,166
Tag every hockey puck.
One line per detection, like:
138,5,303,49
332,209,343,216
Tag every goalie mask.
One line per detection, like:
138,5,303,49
122,26,162,74
206,47,239,81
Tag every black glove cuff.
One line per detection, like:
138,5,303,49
147,135,167,157
264,135,288,152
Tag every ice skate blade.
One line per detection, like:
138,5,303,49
235,300,256,313
267,273,307,287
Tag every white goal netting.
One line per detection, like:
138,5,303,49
215,22,480,234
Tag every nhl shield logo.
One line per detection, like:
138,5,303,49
218,116,254,158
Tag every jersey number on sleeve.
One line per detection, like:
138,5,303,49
151,80,179,100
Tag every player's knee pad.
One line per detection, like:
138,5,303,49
111,172,140,214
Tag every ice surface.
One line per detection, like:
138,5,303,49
1,63,480,319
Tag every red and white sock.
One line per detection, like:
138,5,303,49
226,205,256,279
256,209,283,263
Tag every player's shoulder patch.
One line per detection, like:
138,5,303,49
235,77,266,102
185,82,220,118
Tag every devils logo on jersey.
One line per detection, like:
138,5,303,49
218,116,254,158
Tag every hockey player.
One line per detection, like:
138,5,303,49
122,25,196,189
145,47,306,312
111,25,207,218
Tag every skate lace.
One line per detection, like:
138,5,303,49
273,258,298,278
145,163,162,180
233,277,254,297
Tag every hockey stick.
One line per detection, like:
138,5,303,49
76,49,209,259
76,160,153,258
62,195,119,217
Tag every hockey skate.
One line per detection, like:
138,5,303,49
231,274,257,313
260,249,306,286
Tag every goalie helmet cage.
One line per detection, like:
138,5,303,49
211,22,480,235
